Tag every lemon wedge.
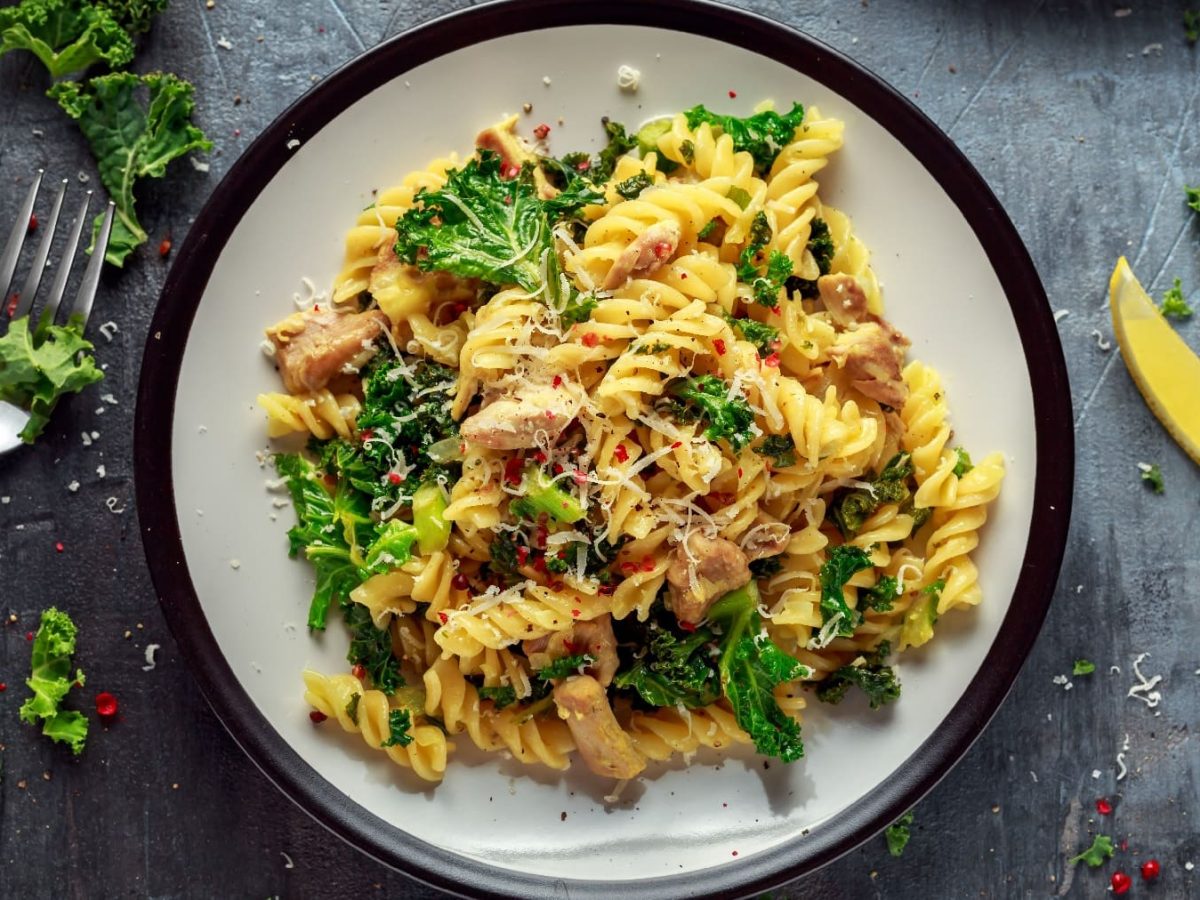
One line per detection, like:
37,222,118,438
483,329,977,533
1109,257,1200,465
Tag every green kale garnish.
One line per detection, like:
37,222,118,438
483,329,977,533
634,341,671,355
478,685,517,709
726,186,752,210
1140,462,1165,494
818,544,874,637
830,453,914,538
615,172,654,200
815,640,900,709
1187,184,1200,213
683,102,805,173
50,72,212,266
735,212,792,306
697,218,720,241
1069,834,1114,868
18,607,89,755
379,708,414,747
860,575,901,613
510,465,586,524
679,139,695,165
560,294,598,326
345,692,361,724
0,0,139,78
724,313,780,356
1161,277,1194,319
536,653,594,681
754,434,796,468
786,219,835,299
489,529,524,580
596,118,638,182
921,579,946,626
1186,10,1200,44
0,315,104,443
1073,659,1096,676
614,622,721,709
952,448,974,477
345,595,406,694
662,375,757,451
885,812,914,857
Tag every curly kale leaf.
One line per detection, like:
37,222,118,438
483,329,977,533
613,622,721,709
536,654,594,681
0,0,134,78
885,812,914,857
50,72,212,267
595,117,638,182
683,102,805,173
662,375,757,451
379,709,414,747
830,452,915,538
0,315,103,443
734,212,791,306
818,544,874,637
1160,277,1194,319
786,218,835,298
477,685,517,709
815,640,900,709
860,575,901,613
708,583,810,762
343,599,404,694
754,434,796,468
19,607,88,755
724,313,780,356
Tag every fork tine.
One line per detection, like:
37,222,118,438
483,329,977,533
68,201,114,327
35,190,91,337
0,170,43,305
12,179,68,322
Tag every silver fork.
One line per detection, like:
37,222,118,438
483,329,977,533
0,171,115,453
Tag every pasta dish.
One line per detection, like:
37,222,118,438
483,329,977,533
256,102,1005,784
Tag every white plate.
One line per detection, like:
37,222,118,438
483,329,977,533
135,2,1072,896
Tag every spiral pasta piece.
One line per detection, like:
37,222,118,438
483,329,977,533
258,390,359,440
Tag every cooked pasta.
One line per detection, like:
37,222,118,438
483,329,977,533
261,103,1005,785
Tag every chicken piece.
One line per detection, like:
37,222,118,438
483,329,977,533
266,308,389,394
553,675,646,780
665,532,751,625
817,273,871,328
829,321,911,409
740,514,791,562
523,615,619,687
602,220,681,290
475,117,555,199
459,381,581,450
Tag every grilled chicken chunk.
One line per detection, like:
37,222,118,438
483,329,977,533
665,532,751,625
459,382,581,450
553,675,646,780
603,220,681,290
523,615,618,687
266,308,388,394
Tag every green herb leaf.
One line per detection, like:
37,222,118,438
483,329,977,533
683,102,805,173
1186,11,1200,45
726,186,752,210
0,315,104,443
596,118,638,182
0,0,134,78
18,607,89,755
1069,834,1114,868
50,72,212,267
613,623,721,709
1073,659,1096,676
786,219,835,298
345,693,361,724
615,172,654,200
952,448,974,478
815,640,900,709
1139,462,1165,494
724,314,780,356
831,453,914,538
478,685,517,709
754,434,796,468
536,653,594,681
818,545,873,636
748,555,783,581
1160,277,1194,319
380,708,414,747
885,812,913,857
1187,184,1200,213
860,575,901,613
662,375,756,451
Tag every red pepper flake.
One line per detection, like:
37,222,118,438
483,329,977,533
451,573,470,591
549,580,564,592
1141,860,1161,881
437,611,449,624
728,90,737,98
233,128,241,137
6,293,18,316
158,237,172,258
504,196,513,205
598,583,616,595
572,468,587,485
640,556,655,573
387,472,403,485
517,546,530,566
351,663,366,680
552,374,563,388
575,159,591,172
731,850,739,857
1111,871,1131,895
359,428,374,440
737,467,743,478
771,305,781,316
309,710,327,723
653,241,672,260
504,456,524,485
55,541,64,553
671,440,682,449
679,272,688,279
533,450,547,463
25,631,33,642
679,620,697,633
0,683,6,692
763,352,781,368
533,554,547,573
613,444,629,463
581,332,599,348
571,609,581,618
533,123,551,140
1096,798,1113,815
95,692,118,720
317,24,326,33
535,524,548,549
713,338,726,356
500,162,521,179
27,214,37,233
553,462,564,475
619,561,637,574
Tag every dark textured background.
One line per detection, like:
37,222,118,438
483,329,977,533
1,1,1198,897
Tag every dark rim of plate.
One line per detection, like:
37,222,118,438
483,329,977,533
134,0,1073,897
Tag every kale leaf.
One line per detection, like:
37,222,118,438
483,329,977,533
18,607,88,755
754,434,796,468
724,313,780,356
735,212,792,306
749,554,784,581
885,812,914,857
952,448,974,477
830,452,914,538
615,172,654,200
1140,462,1165,495
1160,277,1194,319
613,622,721,709
477,685,517,709
0,315,103,443
595,118,638,182
536,653,594,681
1069,834,1114,868
683,102,805,173
815,640,900,709
379,708,414,747
344,600,404,694
818,544,873,638
662,375,757,451
786,218,835,298
860,575,901,613
50,72,212,266
0,0,134,78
